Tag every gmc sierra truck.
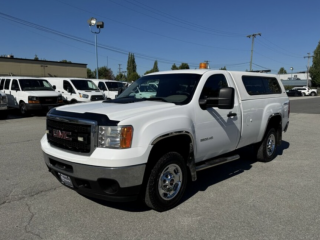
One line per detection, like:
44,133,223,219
41,67,290,211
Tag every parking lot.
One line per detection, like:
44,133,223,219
1,97,320,240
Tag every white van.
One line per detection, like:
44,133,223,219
43,78,104,103
0,76,63,115
91,79,122,100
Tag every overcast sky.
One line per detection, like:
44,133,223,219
1,0,319,76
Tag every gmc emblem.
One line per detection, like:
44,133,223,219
53,129,72,140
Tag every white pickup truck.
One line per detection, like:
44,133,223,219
41,68,290,211
292,87,318,96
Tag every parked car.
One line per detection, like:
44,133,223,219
286,89,303,97
292,87,317,96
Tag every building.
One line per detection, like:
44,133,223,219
0,55,87,78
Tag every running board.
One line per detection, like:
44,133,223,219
195,154,240,172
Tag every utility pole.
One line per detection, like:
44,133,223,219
118,64,122,75
304,53,314,87
247,33,261,71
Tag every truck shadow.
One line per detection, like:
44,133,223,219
83,141,289,212
181,140,290,204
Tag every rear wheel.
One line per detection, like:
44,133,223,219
255,128,277,162
144,152,187,212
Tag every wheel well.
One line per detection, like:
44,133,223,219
149,134,191,166
266,115,282,146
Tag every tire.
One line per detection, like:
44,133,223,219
255,128,277,162
311,92,316,96
70,99,77,104
303,93,306,96
144,152,187,212
19,102,28,116
0,111,8,119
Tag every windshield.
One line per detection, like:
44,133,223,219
105,82,123,91
71,79,99,90
19,79,54,91
114,73,201,105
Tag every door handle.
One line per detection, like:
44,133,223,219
227,112,237,117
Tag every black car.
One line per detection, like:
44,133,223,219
286,89,303,97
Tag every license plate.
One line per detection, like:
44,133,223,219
58,172,74,188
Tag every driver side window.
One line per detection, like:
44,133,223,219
63,81,75,93
200,74,228,99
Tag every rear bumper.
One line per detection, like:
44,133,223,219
0,104,7,111
43,153,146,202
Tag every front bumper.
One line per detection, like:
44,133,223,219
43,153,146,202
26,103,63,111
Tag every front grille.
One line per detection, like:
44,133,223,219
91,95,104,101
39,97,58,104
47,119,92,153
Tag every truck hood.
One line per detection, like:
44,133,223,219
55,101,176,121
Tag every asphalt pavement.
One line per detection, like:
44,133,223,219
0,98,320,240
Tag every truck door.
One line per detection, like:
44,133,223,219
194,73,241,161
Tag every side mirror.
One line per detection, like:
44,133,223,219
199,87,235,110
53,85,56,90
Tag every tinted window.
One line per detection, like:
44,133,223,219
0,79,4,89
18,79,54,91
4,79,10,90
242,76,281,95
63,80,76,93
11,80,20,91
98,82,106,90
200,74,228,99
105,82,122,91
71,79,99,90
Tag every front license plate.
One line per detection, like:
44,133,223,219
58,172,74,188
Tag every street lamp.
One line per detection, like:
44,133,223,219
87,17,104,79
290,67,294,80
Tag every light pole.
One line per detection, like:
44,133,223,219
87,17,104,79
290,67,293,80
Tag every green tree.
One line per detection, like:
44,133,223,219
60,60,72,63
87,68,94,78
34,54,39,60
96,66,115,79
127,72,140,82
171,63,178,70
144,60,159,75
278,67,287,74
220,66,227,70
127,53,137,78
115,73,127,81
309,41,320,87
178,63,190,69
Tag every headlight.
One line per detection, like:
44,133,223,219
57,95,63,103
79,93,89,98
98,126,133,149
28,96,40,104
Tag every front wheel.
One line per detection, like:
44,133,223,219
311,92,316,96
144,152,187,212
19,102,28,116
255,128,277,162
